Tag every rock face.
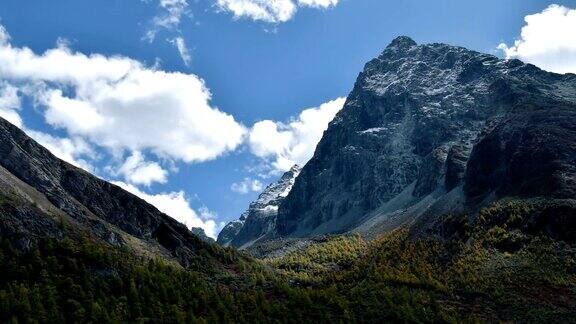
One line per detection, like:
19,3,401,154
0,117,224,268
191,227,216,243
275,36,576,238
218,165,301,248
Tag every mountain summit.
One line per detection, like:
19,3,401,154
236,37,576,244
218,165,301,248
387,35,417,50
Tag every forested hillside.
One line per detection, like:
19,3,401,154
1,199,574,323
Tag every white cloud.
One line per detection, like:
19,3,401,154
231,177,264,194
498,4,576,74
170,36,192,66
145,0,190,42
249,97,345,172
0,81,22,127
217,0,296,23
114,181,218,239
0,25,246,164
0,25,230,240
117,151,168,186
216,0,338,23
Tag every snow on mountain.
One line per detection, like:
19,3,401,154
217,165,301,248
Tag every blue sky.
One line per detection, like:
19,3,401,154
0,0,574,238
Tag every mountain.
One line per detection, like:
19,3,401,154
272,36,576,239
218,165,301,248
1,37,575,323
0,116,236,270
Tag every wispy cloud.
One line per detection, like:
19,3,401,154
170,36,192,66
144,0,190,42
231,177,264,194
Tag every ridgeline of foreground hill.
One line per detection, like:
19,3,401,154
1,199,574,323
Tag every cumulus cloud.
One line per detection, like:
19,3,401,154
0,25,242,238
216,0,338,23
498,4,576,74
117,151,168,186
0,25,246,164
231,177,264,194
114,181,218,239
249,97,345,172
145,0,190,42
170,36,192,66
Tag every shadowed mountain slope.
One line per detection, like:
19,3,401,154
0,117,237,269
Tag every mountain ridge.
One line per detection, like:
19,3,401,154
218,165,301,248
0,116,235,269
219,36,576,251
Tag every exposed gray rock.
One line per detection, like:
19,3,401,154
444,144,471,191
274,36,576,239
217,165,301,248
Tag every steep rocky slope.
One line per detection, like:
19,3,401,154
218,165,301,248
275,36,576,238
0,117,233,269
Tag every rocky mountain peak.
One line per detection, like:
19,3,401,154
273,37,576,239
252,164,301,208
386,35,417,50
217,165,301,248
